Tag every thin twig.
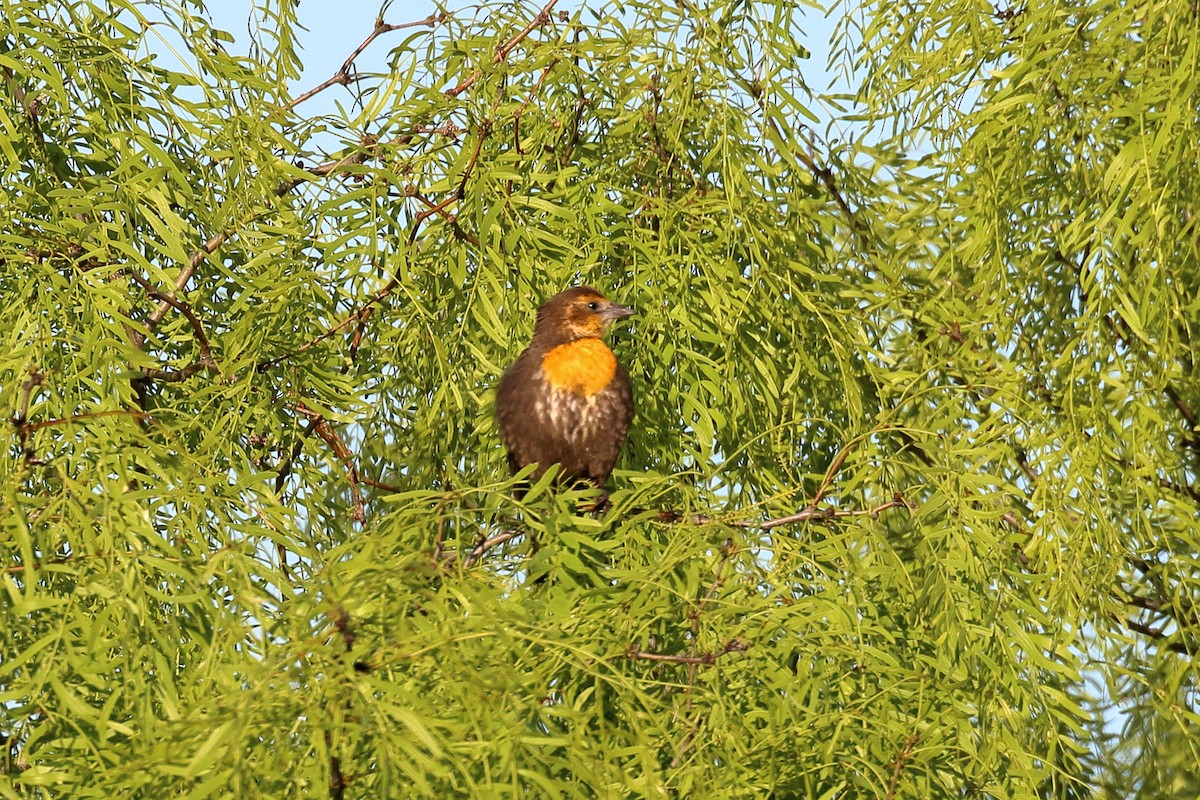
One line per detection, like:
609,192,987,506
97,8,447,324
16,409,149,432
886,735,920,800
273,135,379,198
139,361,214,383
812,436,859,505
257,304,377,372
412,191,480,246
689,495,911,530
301,408,365,523
286,15,442,112
626,638,749,665
1124,618,1194,656
667,540,739,768
128,272,217,366
445,0,559,97
12,370,45,463
514,61,558,155
457,529,525,568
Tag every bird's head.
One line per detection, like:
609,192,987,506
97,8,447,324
533,286,634,345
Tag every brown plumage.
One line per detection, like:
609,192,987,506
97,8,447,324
496,286,634,490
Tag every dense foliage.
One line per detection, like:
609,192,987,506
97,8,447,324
2,0,1198,796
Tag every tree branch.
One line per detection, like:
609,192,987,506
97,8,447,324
514,61,557,155
688,494,912,530
257,304,377,372
297,405,365,523
127,271,218,376
286,14,442,112
626,637,749,665
1124,618,1195,656
16,409,149,433
445,0,559,98
12,369,45,465
432,528,527,569
886,734,920,800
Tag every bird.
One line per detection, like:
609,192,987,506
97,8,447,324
495,286,635,493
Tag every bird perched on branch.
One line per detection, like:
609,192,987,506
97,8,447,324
496,286,635,492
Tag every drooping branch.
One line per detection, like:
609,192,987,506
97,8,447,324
462,529,525,569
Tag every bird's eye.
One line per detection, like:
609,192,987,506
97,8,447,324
587,301,600,311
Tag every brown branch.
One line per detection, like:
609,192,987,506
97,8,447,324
273,134,379,198
128,272,217,369
287,15,442,112
626,638,749,665
1158,475,1200,503
1164,384,1198,433
1122,580,1200,630
257,304,377,372
1127,554,1157,576
412,123,464,138
17,409,149,433
411,190,463,233
893,428,937,468
12,369,45,464
1124,594,1166,612
1124,618,1194,656
445,0,559,98
14,370,43,423
137,135,380,345
141,226,234,335
1014,447,1040,485
138,361,214,383
514,61,558,155
326,729,347,800
788,131,862,237
413,191,480,247
886,735,920,800
302,408,365,523
689,494,912,530
812,434,863,506
361,476,405,493
442,528,525,569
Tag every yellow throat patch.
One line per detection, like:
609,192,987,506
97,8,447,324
541,339,617,396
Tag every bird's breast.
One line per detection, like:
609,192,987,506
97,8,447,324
539,339,617,397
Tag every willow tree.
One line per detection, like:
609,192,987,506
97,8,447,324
2,0,1197,796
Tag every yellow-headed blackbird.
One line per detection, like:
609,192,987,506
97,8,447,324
496,286,634,490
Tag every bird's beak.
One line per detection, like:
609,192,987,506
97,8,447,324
601,303,635,321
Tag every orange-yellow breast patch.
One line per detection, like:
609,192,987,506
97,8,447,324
541,339,617,396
